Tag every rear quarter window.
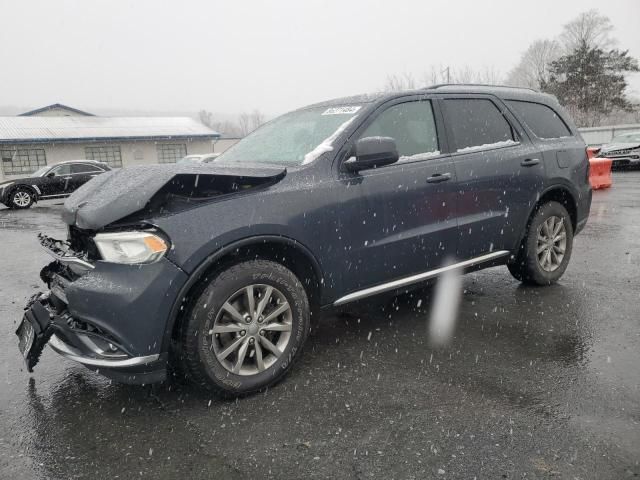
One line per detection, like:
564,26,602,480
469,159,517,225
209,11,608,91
71,164,102,174
506,100,572,139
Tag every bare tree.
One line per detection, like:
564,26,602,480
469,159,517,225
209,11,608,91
237,110,266,137
559,9,616,52
506,10,617,90
383,73,417,91
385,66,503,91
237,112,251,137
422,66,445,85
249,109,265,132
506,39,561,89
198,109,214,128
419,65,502,87
214,120,243,138
197,110,244,137
451,65,502,84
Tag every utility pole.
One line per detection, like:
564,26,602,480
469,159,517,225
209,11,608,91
442,66,451,83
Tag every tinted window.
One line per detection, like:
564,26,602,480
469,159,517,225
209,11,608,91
444,99,515,152
361,101,439,160
506,100,571,139
50,164,71,176
71,164,102,174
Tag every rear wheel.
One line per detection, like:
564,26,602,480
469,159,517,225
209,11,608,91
179,260,310,396
508,201,573,285
10,188,34,209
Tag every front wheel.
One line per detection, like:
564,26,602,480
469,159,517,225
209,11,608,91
178,260,310,396
10,188,34,209
508,201,574,285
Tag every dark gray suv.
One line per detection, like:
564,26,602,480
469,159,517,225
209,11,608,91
16,85,591,396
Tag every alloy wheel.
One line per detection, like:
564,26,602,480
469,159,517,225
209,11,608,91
13,191,31,207
208,284,293,376
536,215,567,272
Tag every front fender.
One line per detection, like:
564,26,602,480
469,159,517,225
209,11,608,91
159,234,324,353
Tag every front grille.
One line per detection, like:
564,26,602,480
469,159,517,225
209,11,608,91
68,226,100,260
607,148,633,156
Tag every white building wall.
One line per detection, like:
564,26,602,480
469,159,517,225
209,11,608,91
0,138,215,181
213,138,240,154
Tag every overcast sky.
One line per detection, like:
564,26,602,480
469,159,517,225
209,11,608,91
1,0,639,117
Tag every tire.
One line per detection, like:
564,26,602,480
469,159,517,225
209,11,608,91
508,201,574,285
179,259,310,396
9,188,34,209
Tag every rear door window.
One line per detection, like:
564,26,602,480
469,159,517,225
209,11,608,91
443,98,516,152
360,100,439,161
506,100,572,139
71,164,102,174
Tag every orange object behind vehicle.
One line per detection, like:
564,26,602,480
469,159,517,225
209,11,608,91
586,146,600,159
589,157,612,190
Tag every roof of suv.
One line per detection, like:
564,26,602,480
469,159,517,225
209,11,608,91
54,159,108,165
423,83,557,103
48,160,111,170
307,84,557,110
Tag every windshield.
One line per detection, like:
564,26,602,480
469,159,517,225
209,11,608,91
610,133,640,143
32,166,50,177
217,105,363,166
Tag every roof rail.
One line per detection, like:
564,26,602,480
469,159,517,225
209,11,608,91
424,83,539,93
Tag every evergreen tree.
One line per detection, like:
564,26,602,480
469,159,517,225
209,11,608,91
541,42,639,127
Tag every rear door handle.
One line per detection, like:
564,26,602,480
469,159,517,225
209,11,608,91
426,172,452,184
521,158,540,167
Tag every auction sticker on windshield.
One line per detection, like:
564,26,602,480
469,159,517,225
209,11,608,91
322,106,362,115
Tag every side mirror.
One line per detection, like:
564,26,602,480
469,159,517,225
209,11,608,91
46,171,56,178
344,137,399,172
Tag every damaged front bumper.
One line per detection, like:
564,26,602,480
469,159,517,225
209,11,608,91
16,233,188,384
18,292,161,374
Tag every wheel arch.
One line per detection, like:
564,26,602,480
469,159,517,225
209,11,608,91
535,185,578,231
162,235,324,355
515,184,578,251
8,183,39,203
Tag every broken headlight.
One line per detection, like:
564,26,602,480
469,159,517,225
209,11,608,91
94,231,168,265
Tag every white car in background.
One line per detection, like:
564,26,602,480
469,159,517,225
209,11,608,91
597,132,640,169
178,153,220,165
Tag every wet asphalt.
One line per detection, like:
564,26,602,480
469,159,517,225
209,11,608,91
0,172,639,480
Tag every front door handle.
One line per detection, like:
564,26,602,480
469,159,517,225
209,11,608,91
521,158,540,167
426,172,452,184
62,176,73,180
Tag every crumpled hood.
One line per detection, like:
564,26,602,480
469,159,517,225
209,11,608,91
600,142,640,154
63,163,286,230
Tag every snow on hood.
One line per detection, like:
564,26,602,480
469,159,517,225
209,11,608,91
62,163,286,230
